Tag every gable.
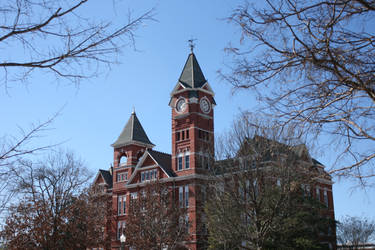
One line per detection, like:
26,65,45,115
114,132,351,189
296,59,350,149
127,150,174,185
95,174,105,185
142,154,157,167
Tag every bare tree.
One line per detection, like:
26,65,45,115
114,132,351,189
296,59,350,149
337,216,375,248
206,114,335,249
0,115,56,216
0,0,153,218
125,181,189,250
0,149,110,250
222,0,375,181
0,0,154,86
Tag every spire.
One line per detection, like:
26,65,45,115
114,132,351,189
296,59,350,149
111,112,155,148
178,53,207,89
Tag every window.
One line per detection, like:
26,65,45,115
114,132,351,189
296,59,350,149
253,179,258,197
276,179,281,187
186,129,189,139
154,169,158,179
118,196,126,215
179,185,189,208
179,186,184,208
239,184,245,200
178,156,183,170
185,155,190,169
217,182,224,194
119,155,127,166
323,190,329,206
182,130,185,140
306,185,311,196
185,185,189,207
123,196,126,214
130,192,137,206
198,129,209,141
140,169,157,182
117,221,126,239
201,186,207,203
118,196,122,215
185,215,189,233
246,180,250,199
316,187,320,201
131,192,138,200
176,132,180,141
301,184,310,197
117,172,128,182
179,215,189,233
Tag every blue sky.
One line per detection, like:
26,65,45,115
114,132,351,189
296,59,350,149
1,0,373,221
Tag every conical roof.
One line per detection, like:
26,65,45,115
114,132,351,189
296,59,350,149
111,111,155,148
178,53,207,89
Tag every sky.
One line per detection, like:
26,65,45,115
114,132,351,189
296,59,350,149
1,0,374,221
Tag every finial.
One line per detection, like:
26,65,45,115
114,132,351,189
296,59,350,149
188,38,197,53
132,106,135,114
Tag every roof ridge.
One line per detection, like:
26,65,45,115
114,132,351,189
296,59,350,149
130,112,134,140
149,149,171,156
191,52,195,88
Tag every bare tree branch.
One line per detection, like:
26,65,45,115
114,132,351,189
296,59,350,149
0,0,155,86
222,0,375,182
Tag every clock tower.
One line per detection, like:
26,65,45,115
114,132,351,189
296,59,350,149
169,52,215,176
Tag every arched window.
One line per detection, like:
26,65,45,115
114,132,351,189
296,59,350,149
136,151,143,162
119,154,127,166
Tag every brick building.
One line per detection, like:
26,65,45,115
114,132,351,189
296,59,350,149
93,52,336,249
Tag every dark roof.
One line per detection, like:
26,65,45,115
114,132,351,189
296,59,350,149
148,150,176,177
170,53,207,97
99,169,113,189
178,53,207,89
112,111,155,148
312,158,323,166
188,90,199,98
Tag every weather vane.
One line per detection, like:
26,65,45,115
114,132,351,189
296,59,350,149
188,38,197,53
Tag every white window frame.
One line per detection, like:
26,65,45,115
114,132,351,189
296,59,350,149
178,155,183,170
185,154,190,169
118,196,122,215
184,185,189,207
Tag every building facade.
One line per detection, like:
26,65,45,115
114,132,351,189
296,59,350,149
93,52,336,250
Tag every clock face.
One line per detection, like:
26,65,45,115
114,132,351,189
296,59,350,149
175,98,186,113
200,98,211,114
